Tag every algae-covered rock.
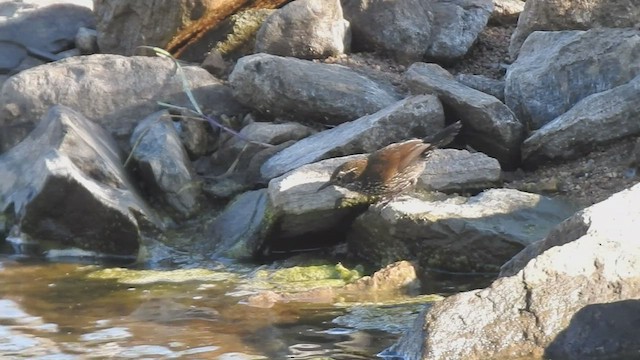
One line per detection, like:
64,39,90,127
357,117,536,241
87,268,236,285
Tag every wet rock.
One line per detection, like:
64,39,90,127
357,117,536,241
261,94,445,180
509,0,640,57
0,4,94,73
0,54,243,152
201,49,229,78
343,260,420,295
426,0,493,63
505,28,640,130
130,111,201,218
0,105,156,257
93,0,216,55
417,149,502,193
228,53,400,125
341,0,433,64
393,182,640,360
522,75,640,166
347,189,574,273
206,189,270,259
454,73,505,102
407,62,524,168
255,0,350,59
489,0,524,25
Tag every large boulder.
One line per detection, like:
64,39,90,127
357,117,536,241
505,28,640,131
392,182,640,360
93,0,216,55
407,62,524,168
522,75,640,166
255,0,350,59
0,54,243,152
260,94,445,180
347,189,575,273
509,0,640,57
228,53,400,125
341,0,433,63
417,149,501,193
0,105,157,257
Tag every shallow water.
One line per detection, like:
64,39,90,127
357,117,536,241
0,255,413,359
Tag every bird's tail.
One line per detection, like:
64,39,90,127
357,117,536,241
425,121,462,147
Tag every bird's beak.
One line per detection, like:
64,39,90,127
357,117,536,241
316,180,333,192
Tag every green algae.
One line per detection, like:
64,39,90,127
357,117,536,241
87,268,236,285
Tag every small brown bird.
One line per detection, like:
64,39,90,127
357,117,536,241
318,121,462,201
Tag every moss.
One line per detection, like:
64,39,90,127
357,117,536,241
215,9,274,56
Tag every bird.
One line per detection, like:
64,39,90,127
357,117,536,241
317,121,462,202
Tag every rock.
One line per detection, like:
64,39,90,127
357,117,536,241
509,0,640,57
343,260,420,294
261,95,445,180
228,53,400,125
130,111,201,218
75,26,98,55
489,0,524,25
267,155,371,243
417,149,502,192
206,189,270,259
0,105,156,257
347,189,575,273
0,54,244,152
255,0,350,59
341,0,433,63
393,182,640,360
505,28,640,130
426,0,493,63
201,49,229,78
229,122,316,152
522,75,640,166
407,62,524,168
0,4,94,73
93,0,215,55
454,73,505,102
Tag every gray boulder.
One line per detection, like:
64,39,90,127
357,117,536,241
229,53,399,125
130,111,201,218
489,0,524,25
505,28,640,130
455,73,505,102
509,0,640,57
347,189,574,273
417,149,502,192
426,0,493,62
522,75,640,165
407,62,524,168
0,105,156,257
0,54,243,152
393,182,640,360
255,0,350,59
93,0,214,55
261,94,445,180
341,0,433,63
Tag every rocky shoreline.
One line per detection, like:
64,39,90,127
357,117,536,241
1,0,640,359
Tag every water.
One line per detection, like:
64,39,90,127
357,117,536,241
0,256,411,359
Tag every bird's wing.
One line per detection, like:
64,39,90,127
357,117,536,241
365,140,430,183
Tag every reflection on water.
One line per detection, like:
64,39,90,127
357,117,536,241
0,256,404,359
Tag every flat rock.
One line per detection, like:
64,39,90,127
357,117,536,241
455,73,505,102
522,75,640,165
407,62,524,168
130,111,201,218
0,54,243,152
347,189,574,273
228,53,400,125
392,182,640,360
341,0,433,63
505,28,640,130
261,94,444,180
255,0,350,59
0,105,156,257
509,0,640,57
417,149,502,192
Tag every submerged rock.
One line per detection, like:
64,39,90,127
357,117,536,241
0,105,157,257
